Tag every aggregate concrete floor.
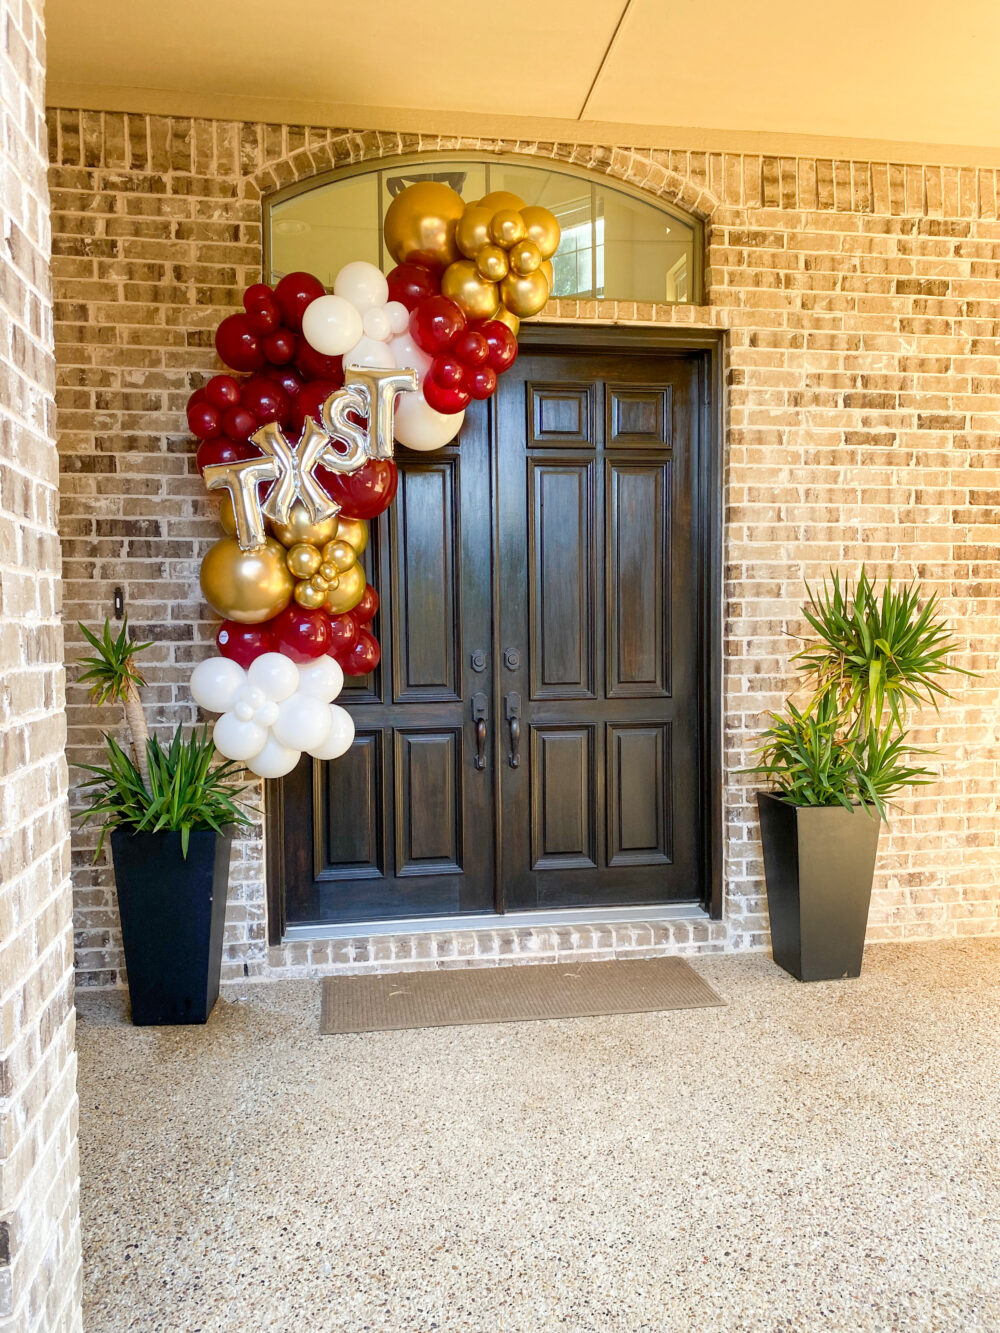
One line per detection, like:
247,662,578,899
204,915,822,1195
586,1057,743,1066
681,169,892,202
77,940,1000,1332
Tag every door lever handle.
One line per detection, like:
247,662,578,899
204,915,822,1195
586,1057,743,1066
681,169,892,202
504,691,521,769
472,692,487,771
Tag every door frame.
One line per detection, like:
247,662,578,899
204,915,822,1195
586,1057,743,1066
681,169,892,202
266,324,725,944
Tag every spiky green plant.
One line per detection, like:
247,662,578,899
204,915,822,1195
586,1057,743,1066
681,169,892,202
77,618,153,787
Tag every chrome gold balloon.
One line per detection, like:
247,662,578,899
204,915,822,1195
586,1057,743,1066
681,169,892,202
519,206,561,260
383,181,464,271
318,561,338,583
322,538,359,573
286,542,322,579
217,493,238,536
441,259,501,321
324,562,367,614
492,305,520,336
489,209,527,248
500,269,550,318
334,515,368,556
270,501,338,549
509,238,542,276
200,536,294,624
476,243,510,282
541,259,555,290
477,190,525,214
294,581,328,610
455,204,494,259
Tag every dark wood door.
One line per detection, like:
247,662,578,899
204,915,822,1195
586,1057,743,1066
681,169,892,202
495,350,703,910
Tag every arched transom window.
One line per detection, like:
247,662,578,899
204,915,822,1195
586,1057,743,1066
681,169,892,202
265,154,703,306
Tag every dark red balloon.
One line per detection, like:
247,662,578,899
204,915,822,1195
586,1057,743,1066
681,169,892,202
243,283,280,335
187,399,221,440
327,612,359,660
475,319,519,373
270,606,331,663
222,405,258,443
423,375,470,415
262,327,296,364
465,365,497,401
386,262,439,312
217,620,275,667
342,628,381,676
350,584,379,626
410,296,465,354
453,329,489,368
204,374,242,410
240,376,290,426
317,459,398,519
196,436,258,472
296,338,345,384
431,354,465,389
262,365,304,400
289,378,339,433
215,313,265,373
274,271,326,333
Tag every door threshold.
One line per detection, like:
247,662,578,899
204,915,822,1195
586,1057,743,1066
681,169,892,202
283,902,710,942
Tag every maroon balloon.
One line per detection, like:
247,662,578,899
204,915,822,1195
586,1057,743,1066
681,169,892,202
240,375,290,426
453,329,489,368
350,584,379,626
216,620,275,668
317,458,398,519
289,377,339,433
215,313,265,373
270,606,331,663
296,338,345,384
386,262,439,312
262,364,304,400
274,271,326,333
474,319,519,374
187,399,221,440
222,405,258,443
327,611,359,661
423,375,470,415
195,436,258,472
204,374,242,410
431,353,465,389
410,295,465,354
242,283,281,335
464,365,497,401
262,327,296,365
342,628,381,676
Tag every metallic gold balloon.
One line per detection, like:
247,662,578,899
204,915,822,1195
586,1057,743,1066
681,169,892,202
476,243,509,282
334,515,368,556
322,538,359,574
200,536,294,624
509,238,542,276
541,259,555,290
500,269,550,319
456,205,494,259
324,562,366,615
477,190,525,214
441,259,501,321
309,573,332,593
492,305,520,336
271,502,338,549
294,581,327,610
217,493,238,536
383,181,464,271
520,206,561,260
318,561,338,582
489,209,526,248
286,542,322,579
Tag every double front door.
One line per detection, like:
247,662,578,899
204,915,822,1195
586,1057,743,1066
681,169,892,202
276,340,711,929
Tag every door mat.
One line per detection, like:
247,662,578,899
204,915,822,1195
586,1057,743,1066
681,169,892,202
320,957,725,1034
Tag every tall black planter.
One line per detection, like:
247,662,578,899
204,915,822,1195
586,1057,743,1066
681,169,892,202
756,793,881,982
110,827,233,1025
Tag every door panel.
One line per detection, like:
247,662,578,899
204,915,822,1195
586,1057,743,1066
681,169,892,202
529,461,596,699
606,460,670,697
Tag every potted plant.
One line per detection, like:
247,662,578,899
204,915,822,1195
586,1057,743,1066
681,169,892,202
750,569,969,981
75,619,254,1024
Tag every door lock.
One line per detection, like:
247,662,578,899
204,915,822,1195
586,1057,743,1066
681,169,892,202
503,647,521,671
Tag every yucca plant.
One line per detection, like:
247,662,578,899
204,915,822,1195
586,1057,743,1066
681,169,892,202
77,617,153,787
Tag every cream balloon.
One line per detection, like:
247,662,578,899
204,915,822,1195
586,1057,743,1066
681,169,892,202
190,656,245,713
388,330,432,386
393,392,464,451
385,300,410,335
212,711,268,762
296,655,344,704
301,294,363,356
333,261,389,313
306,705,355,761
362,306,392,342
247,652,299,702
246,735,301,779
343,335,397,371
272,692,332,752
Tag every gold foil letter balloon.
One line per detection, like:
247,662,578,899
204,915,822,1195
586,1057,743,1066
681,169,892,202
383,182,465,272
200,536,295,623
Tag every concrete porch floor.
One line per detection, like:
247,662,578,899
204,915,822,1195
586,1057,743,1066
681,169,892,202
76,941,1000,1332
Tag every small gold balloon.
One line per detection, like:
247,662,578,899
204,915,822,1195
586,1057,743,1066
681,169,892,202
217,493,238,536
501,269,550,319
476,243,510,282
322,539,359,573
200,536,294,624
489,209,527,248
492,305,520,336
294,582,327,610
271,502,338,549
541,259,555,290
441,259,501,321
334,515,368,556
478,190,526,214
309,573,332,593
318,561,338,582
286,542,322,579
382,181,465,271
455,204,494,259
509,238,542,276
324,562,366,615
519,205,561,260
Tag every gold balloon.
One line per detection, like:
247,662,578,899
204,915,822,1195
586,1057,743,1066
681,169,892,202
500,269,550,319
383,181,464,271
441,259,501,321
294,582,327,610
492,305,520,336
322,538,359,574
509,238,542,276
489,209,526,248
318,561,338,583
309,573,332,593
200,536,294,624
271,501,338,549
217,493,238,536
476,243,509,282
456,205,494,259
324,562,367,615
541,259,555,290
286,542,322,579
477,190,526,214
334,515,368,556
520,206,561,260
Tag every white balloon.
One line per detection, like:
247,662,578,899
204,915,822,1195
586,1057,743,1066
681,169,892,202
388,331,432,387
296,655,344,704
190,656,245,713
237,684,266,712
272,692,332,751
213,711,267,762
248,652,299,703
301,294,363,357
385,300,410,336
246,735,301,780
362,306,392,342
344,335,396,371
307,705,355,760
393,392,465,452
333,260,388,313
254,698,279,728
235,700,254,722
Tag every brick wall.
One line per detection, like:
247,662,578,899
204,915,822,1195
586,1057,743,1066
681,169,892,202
47,114,1000,986
0,3,82,1330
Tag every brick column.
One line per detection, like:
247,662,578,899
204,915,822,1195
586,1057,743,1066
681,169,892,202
0,0,82,1329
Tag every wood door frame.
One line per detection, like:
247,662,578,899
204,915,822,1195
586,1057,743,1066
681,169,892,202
266,324,724,944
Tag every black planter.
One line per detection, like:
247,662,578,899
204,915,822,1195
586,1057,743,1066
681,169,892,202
756,793,881,982
110,827,233,1025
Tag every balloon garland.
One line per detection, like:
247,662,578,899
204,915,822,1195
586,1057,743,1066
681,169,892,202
187,183,560,778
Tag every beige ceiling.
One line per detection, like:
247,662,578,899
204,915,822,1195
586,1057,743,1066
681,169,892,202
45,0,1000,166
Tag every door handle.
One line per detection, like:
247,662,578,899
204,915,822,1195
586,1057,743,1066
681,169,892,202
472,692,487,771
505,691,521,769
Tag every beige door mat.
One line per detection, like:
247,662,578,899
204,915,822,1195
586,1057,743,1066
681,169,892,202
320,956,725,1034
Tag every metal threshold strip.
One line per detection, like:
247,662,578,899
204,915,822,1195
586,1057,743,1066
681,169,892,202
284,902,710,941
